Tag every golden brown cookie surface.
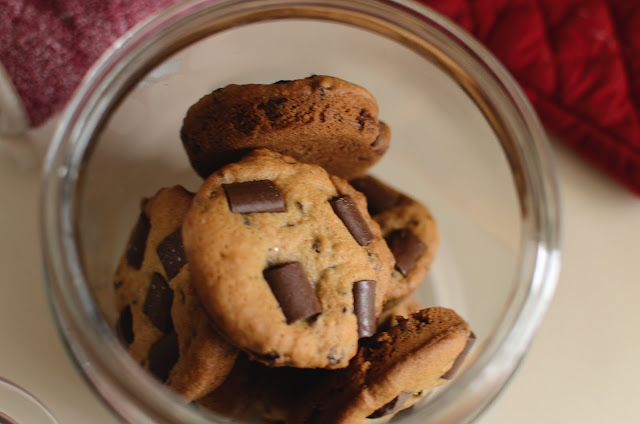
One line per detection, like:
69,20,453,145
183,149,395,369
180,75,390,180
287,307,473,424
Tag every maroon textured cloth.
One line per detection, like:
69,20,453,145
0,0,178,127
420,0,640,196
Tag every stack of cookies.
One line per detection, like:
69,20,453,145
112,75,474,423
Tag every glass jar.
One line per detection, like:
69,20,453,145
41,0,561,423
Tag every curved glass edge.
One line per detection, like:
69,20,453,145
400,2,562,422
40,0,562,423
0,377,60,424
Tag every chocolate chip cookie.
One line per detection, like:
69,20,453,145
350,175,439,303
195,354,254,421
198,357,328,424
376,295,422,332
183,148,395,368
180,75,390,180
287,307,474,424
113,185,238,400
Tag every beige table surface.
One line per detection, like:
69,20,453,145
1,124,639,423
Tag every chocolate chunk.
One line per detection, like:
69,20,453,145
143,273,174,333
349,176,400,216
442,332,476,380
386,229,426,277
367,391,411,418
356,108,374,130
329,195,374,246
353,280,376,338
148,330,179,382
223,180,286,214
156,228,186,280
125,212,150,269
116,305,134,346
263,262,322,324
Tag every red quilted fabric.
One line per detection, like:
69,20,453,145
419,0,640,196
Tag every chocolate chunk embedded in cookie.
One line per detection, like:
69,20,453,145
180,75,390,180
287,307,473,424
183,149,395,368
113,185,238,401
350,175,439,303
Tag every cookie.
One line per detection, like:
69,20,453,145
245,362,330,424
287,307,474,424
350,175,439,303
180,75,390,180
113,185,238,401
195,354,254,421
376,295,422,332
183,148,395,368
